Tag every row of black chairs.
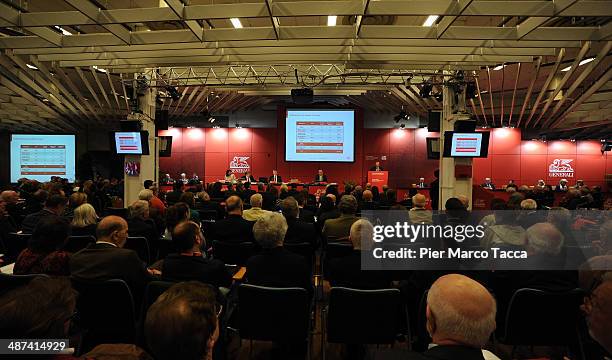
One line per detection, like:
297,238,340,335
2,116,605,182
0,273,588,360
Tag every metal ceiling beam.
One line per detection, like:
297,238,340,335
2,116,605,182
437,0,474,39
517,0,579,39
64,0,131,44
516,57,541,127
550,68,612,128
0,2,62,46
508,63,521,127
525,48,565,127
89,67,114,114
56,68,103,122
534,41,590,127
75,67,104,110
163,0,204,41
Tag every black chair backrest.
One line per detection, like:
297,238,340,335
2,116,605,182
324,242,353,260
124,236,151,264
142,280,175,317
284,242,313,261
212,240,255,266
71,278,136,352
502,287,585,346
0,273,49,296
104,208,128,219
327,287,403,344
198,210,218,221
238,284,310,343
5,233,31,261
64,235,96,253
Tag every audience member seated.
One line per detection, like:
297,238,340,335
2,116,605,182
245,212,312,291
269,169,282,184
161,221,232,288
63,192,87,219
0,190,24,224
281,197,317,248
165,182,183,206
21,193,67,234
242,193,269,222
139,188,166,216
179,192,201,224
14,216,72,276
195,191,220,213
325,219,391,289
0,199,17,239
409,194,433,224
127,200,159,248
517,198,542,229
416,274,498,360
314,169,328,183
322,195,359,241
316,195,340,232
240,171,256,183
360,190,378,211
480,204,525,249
582,279,612,355
296,191,315,223
70,216,156,302
70,203,98,237
210,196,255,243
145,281,219,360
0,277,81,358
379,188,397,207
24,188,48,216
481,177,496,190
164,203,191,240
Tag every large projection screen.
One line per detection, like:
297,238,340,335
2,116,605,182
10,134,76,182
285,109,355,162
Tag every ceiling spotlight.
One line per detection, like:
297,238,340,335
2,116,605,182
420,82,433,98
327,15,337,27
26,64,38,70
394,109,409,123
400,123,406,129
54,26,72,36
236,123,242,129
209,117,215,123
230,18,243,28
165,85,180,101
561,57,596,72
422,15,439,27
493,64,506,71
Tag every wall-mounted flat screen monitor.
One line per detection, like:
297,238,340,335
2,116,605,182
10,134,76,182
285,109,355,162
443,131,490,157
111,131,150,155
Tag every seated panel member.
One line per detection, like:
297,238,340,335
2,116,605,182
555,178,569,192
416,177,427,188
269,169,282,184
481,177,495,190
224,170,236,183
314,169,328,183
240,171,256,183
369,161,384,171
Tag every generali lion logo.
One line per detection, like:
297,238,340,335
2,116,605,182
229,156,250,173
548,159,574,178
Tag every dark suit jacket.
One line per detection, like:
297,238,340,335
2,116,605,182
370,345,488,360
211,214,255,243
369,166,384,171
326,250,392,289
360,201,379,211
240,175,256,183
21,209,59,234
430,179,439,210
481,183,496,190
285,217,318,248
314,174,328,183
322,214,359,240
70,242,151,300
298,207,315,223
245,247,312,292
260,191,277,211
268,175,282,183
162,253,232,288
70,223,97,237
127,217,159,246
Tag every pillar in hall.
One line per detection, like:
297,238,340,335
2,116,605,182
123,73,158,205
438,78,473,210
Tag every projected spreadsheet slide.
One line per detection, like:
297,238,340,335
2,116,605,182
295,121,344,154
19,145,66,176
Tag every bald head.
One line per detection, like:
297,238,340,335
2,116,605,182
427,274,496,348
412,194,427,208
0,190,19,204
584,281,612,353
96,215,128,247
225,195,243,215
525,223,564,256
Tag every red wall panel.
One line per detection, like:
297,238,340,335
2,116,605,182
228,128,253,153
521,140,547,155
181,128,206,152
575,155,606,181
548,140,576,155
489,128,521,154
491,154,521,185
577,140,602,155
204,152,228,179
472,157,491,184
205,128,228,152
520,155,548,185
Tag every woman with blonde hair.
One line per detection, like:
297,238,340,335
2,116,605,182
70,203,98,237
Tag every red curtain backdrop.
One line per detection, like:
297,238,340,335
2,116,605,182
159,114,610,189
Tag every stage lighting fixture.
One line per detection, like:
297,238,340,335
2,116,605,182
465,82,477,99
434,93,443,101
400,123,406,129
394,109,409,123
420,82,433,98
165,85,181,101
